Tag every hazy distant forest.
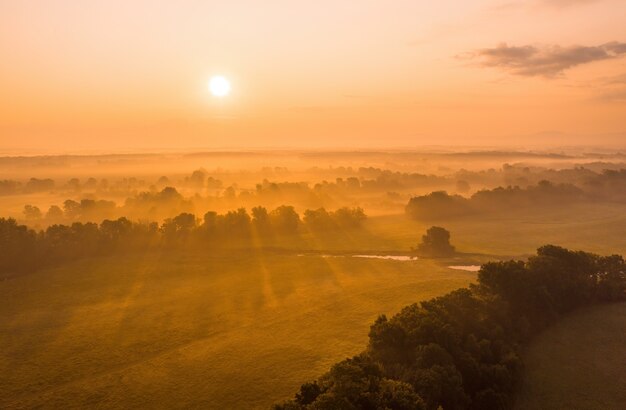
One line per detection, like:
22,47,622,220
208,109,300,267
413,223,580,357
2,150,625,409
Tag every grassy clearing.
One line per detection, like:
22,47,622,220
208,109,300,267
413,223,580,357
514,302,626,410
0,250,474,409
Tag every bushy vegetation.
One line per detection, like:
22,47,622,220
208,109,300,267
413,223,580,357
413,226,456,257
0,205,366,275
406,181,587,220
276,246,626,409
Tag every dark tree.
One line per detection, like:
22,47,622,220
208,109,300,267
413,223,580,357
303,208,334,230
251,206,270,232
0,218,38,273
202,211,218,236
222,208,251,237
24,178,55,193
275,355,426,410
45,205,64,221
161,212,196,240
63,199,81,219
270,205,300,234
23,204,42,220
0,179,20,195
189,169,207,188
416,226,455,257
405,191,471,220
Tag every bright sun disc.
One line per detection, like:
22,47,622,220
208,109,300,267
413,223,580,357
209,76,231,97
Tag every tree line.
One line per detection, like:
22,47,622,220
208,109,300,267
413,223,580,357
275,245,626,409
0,205,366,275
405,180,590,220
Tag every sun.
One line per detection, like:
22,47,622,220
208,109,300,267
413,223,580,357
209,75,231,97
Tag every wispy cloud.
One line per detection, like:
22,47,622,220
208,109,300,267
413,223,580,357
466,42,626,77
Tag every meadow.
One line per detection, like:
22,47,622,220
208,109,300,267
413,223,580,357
514,302,626,410
2,206,625,409
0,251,472,409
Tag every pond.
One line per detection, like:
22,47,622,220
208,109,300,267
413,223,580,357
351,254,417,261
448,265,481,272
298,254,418,261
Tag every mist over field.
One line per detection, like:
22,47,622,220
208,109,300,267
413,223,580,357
3,0,626,409
1,149,625,409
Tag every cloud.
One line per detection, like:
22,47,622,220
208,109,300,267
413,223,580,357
468,42,626,77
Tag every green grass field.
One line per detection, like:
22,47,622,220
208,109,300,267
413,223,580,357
1,206,625,409
514,302,626,410
0,251,474,409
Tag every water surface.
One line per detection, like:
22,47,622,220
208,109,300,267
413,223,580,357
448,265,481,272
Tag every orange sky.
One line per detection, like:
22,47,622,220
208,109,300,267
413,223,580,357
1,0,625,153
